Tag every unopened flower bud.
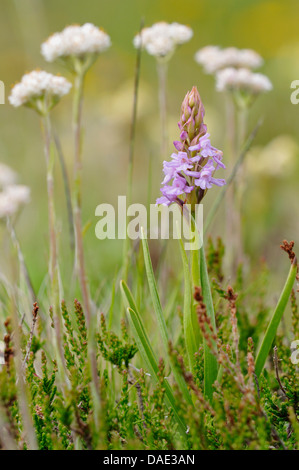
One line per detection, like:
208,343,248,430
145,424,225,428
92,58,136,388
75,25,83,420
179,87,205,143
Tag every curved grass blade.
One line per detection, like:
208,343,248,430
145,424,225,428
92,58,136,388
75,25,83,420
120,280,156,359
255,257,297,377
140,227,169,355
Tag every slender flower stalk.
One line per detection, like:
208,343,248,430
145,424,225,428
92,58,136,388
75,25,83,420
72,75,101,415
41,114,59,298
234,105,248,265
72,70,91,323
41,24,112,423
9,70,71,302
9,69,72,382
70,57,103,434
224,94,239,272
41,23,111,325
123,21,143,283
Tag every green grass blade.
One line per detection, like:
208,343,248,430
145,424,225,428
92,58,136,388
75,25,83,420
126,306,159,377
255,258,297,377
120,280,154,355
140,227,169,355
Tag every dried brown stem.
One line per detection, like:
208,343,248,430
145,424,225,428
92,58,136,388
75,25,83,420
22,303,39,368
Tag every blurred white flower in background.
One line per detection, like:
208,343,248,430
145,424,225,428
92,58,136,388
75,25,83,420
0,163,18,188
41,23,111,62
5,184,31,206
0,163,30,219
195,45,272,105
133,21,193,59
168,22,194,45
216,67,273,95
195,46,263,74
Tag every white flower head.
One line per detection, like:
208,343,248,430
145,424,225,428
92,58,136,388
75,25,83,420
216,67,273,95
0,164,18,188
41,23,111,68
195,46,263,74
9,70,72,113
133,21,193,59
168,22,193,45
194,46,222,73
0,193,18,219
5,185,31,206
0,184,30,219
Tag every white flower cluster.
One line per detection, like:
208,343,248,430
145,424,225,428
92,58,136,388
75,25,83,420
195,45,272,96
41,23,111,62
133,22,193,58
9,70,72,108
194,46,263,74
0,184,30,219
0,163,18,188
216,67,273,94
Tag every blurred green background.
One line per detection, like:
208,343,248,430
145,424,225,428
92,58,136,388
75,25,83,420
0,0,299,297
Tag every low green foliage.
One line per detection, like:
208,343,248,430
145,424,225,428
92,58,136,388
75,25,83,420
0,239,298,450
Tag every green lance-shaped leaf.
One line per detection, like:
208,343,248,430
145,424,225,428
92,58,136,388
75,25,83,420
255,257,297,377
120,280,156,361
140,227,169,353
